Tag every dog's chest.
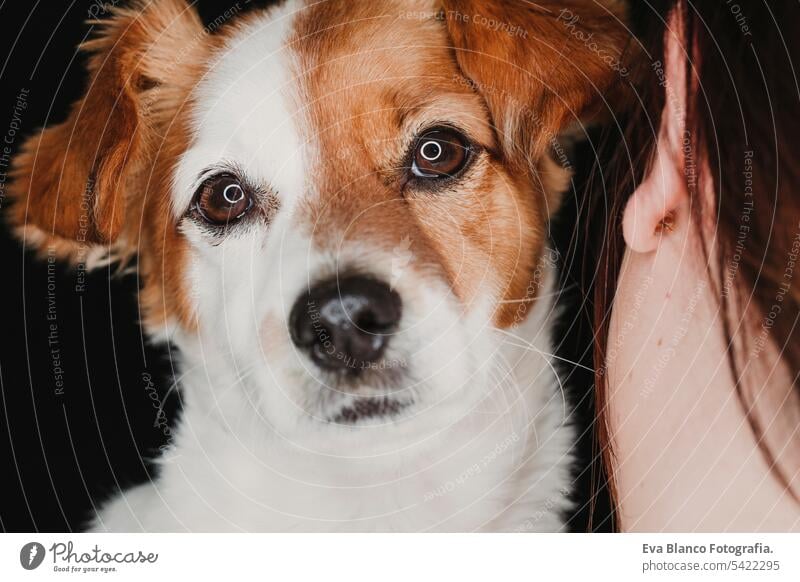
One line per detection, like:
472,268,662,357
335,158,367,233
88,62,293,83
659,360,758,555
93,399,570,533
91,287,573,532
154,422,538,531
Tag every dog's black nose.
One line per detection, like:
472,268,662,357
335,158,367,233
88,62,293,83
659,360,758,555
289,276,402,371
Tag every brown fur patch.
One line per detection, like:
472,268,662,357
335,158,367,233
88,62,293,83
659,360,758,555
7,0,212,331
289,0,626,326
8,0,629,334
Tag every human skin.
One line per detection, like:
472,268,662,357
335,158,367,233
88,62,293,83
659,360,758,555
605,23,800,532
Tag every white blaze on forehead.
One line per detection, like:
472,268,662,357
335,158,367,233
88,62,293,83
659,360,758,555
172,1,306,218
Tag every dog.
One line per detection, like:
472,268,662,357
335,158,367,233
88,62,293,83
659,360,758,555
8,0,626,531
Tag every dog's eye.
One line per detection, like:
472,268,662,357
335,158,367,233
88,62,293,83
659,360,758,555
192,174,253,226
411,128,470,179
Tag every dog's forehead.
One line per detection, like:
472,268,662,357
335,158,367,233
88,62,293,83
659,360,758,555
175,0,454,214
289,0,464,132
290,0,450,82
174,3,304,216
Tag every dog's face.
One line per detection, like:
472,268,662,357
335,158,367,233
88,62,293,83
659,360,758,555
10,0,625,442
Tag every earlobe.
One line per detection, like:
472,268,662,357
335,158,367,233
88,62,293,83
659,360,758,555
622,141,688,253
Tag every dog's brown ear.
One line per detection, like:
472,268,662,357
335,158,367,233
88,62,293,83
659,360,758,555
8,0,205,255
442,0,629,166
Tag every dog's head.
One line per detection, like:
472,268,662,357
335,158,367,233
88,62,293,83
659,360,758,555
9,0,626,442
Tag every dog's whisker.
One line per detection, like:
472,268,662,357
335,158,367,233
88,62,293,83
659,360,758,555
496,328,594,373
487,356,521,447
498,330,571,426
495,282,578,304
495,351,534,460
482,359,513,418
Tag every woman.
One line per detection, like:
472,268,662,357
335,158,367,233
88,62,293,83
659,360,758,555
586,0,800,530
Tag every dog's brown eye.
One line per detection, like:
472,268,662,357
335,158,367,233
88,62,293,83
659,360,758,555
411,128,470,179
193,174,252,226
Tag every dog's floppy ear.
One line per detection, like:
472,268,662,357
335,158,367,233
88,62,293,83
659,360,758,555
8,0,205,254
442,0,629,167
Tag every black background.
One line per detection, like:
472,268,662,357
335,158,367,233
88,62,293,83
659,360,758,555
0,0,611,532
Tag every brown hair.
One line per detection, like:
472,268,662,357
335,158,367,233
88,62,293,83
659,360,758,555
584,0,800,526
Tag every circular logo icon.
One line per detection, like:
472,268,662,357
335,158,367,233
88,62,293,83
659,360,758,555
20,542,46,570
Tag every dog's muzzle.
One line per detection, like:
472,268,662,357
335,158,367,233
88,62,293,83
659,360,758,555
289,275,402,373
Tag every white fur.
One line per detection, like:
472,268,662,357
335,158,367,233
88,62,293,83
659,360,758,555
89,2,575,533
91,277,574,532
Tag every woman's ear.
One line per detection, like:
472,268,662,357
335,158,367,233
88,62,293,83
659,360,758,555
8,0,205,258
622,12,695,255
622,134,689,253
